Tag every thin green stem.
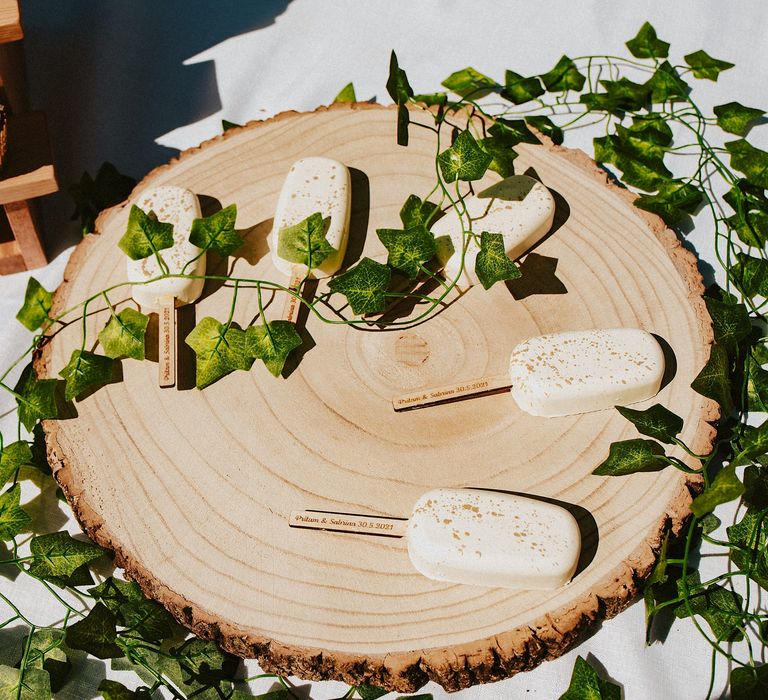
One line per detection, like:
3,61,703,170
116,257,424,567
16,623,36,700
225,280,239,329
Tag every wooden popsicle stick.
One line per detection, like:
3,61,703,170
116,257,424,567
281,266,305,324
289,510,408,538
158,295,176,388
392,373,511,412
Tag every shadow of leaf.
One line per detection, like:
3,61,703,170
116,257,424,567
506,253,567,299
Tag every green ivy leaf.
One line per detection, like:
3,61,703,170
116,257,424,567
328,257,392,315
412,92,447,106
705,297,752,350
684,49,734,81
501,70,544,104
90,576,144,606
58,350,115,402
399,195,440,229
0,441,32,488
91,577,175,641
691,344,733,414
725,140,768,188
691,464,745,517
728,212,768,249
27,425,51,477
13,363,58,432
645,61,689,103
395,104,410,148
616,404,683,443
615,124,668,161
169,638,239,691
99,679,152,700
23,629,71,693
525,115,564,145
441,66,498,97
539,55,586,92
189,204,243,257
121,597,175,642
65,602,123,659
386,50,413,103
114,647,178,695
488,118,540,145
277,211,335,270
593,135,619,165
733,253,768,299
27,531,106,580
69,162,137,236
730,664,768,700
185,318,253,390
245,321,303,377
627,114,673,145
0,484,31,540
98,308,149,361
699,512,722,535
479,136,518,178
747,356,768,413
222,119,242,132
0,664,51,700
437,130,492,182
604,137,672,193
619,157,673,192
482,120,534,176
674,572,744,642
333,82,356,103
580,78,650,114
714,102,765,136
474,231,521,289
724,178,768,214
595,133,676,193
602,124,671,166
558,656,621,700
386,51,413,146
724,179,768,246
633,179,703,224
752,339,768,366
47,561,94,588
644,531,669,641
117,205,175,261
626,22,669,58
733,420,768,467
592,438,668,476
728,510,768,590
377,226,437,278
16,278,53,331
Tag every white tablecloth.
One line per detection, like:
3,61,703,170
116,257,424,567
2,1,767,697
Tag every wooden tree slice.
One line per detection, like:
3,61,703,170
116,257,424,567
39,104,716,692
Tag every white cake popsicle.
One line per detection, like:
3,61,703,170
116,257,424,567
406,488,580,589
393,328,665,414
270,157,351,279
126,185,204,387
434,175,555,287
508,328,665,417
290,487,582,590
127,186,205,310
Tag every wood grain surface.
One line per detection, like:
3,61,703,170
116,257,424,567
40,103,716,692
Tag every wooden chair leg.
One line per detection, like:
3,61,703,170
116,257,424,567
5,198,46,269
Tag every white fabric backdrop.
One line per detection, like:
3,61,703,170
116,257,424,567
2,1,767,697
